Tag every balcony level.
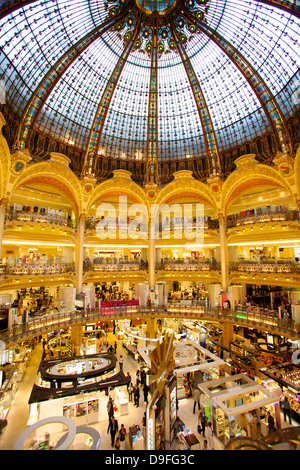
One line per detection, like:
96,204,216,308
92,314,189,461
1,304,300,348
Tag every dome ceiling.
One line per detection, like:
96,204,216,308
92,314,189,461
0,0,299,181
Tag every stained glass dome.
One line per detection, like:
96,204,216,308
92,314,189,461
0,0,299,181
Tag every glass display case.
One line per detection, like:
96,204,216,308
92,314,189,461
62,395,99,425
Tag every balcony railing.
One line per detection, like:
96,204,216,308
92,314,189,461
157,260,221,272
1,304,299,345
85,218,219,232
156,219,219,234
0,263,76,276
229,260,300,274
227,209,299,229
83,259,148,272
5,211,76,229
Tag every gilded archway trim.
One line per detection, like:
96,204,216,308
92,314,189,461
9,162,83,216
222,164,294,215
86,177,149,214
156,177,217,210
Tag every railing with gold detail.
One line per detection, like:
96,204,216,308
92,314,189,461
157,260,221,272
0,263,76,276
0,304,299,346
5,211,76,229
227,210,299,229
83,260,148,272
229,260,300,274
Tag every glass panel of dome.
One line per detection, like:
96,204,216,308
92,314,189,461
99,57,150,161
205,0,300,95
0,0,107,114
157,58,206,160
36,36,120,148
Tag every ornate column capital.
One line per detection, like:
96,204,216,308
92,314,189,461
218,212,226,223
78,213,87,222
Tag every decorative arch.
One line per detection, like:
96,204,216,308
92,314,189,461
86,171,149,214
222,158,294,215
9,157,83,216
156,172,218,210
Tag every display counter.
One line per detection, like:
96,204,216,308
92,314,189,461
115,387,128,416
129,424,143,450
0,370,17,421
177,372,192,399
122,335,139,359
174,340,225,399
199,374,280,448
28,390,103,427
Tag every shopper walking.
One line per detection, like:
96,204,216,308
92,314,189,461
119,424,127,441
128,382,134,402
192,386,201,414
267,411,276,434
142,412,147,439
107,397,114,419
134,384,140,407
114,435,121,450
198,409,206,437
202,439,211,450
119,355,124,372
282,395,292,425
136,369,141,386
141,368,146,386
143,383,149,405
126,372,131,391
107,415,119,447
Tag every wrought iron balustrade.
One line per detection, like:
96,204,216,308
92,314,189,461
157,260,221,272
5,211,76,229
229,260,300,274
0,263,76,276
227,210,299,229
1,304,299,346
83,259,148,272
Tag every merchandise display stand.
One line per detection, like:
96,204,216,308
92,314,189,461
115,387,128,416
174,339,225,399
199,374,280,448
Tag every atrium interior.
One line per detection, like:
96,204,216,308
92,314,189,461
0,0,299,452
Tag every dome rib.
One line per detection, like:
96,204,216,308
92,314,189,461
83,18,143,176
169,18,220,176
146,14,159,185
